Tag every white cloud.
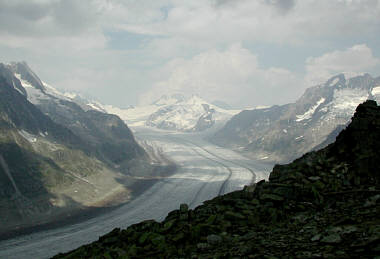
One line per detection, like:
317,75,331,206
0,0,379,108
305,44,380,85
113,0,380,55
1,0,379,55
140,44,302,107
0,0,101,37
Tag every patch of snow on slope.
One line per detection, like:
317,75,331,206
14,73,32,88
329,78,340,86
296,98,325,122
372,86,380,99
64,92,78,99
14,73,50,104
371,86,380,102
332,89,368,111
14,73,73,105
43,82,64,99
19,130,37,143
372,86,380,95
11,80,25,95
86,102,107,113
323,88,368,121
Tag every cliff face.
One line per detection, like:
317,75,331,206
55,101,380,258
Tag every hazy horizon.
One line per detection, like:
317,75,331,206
1,0,379,108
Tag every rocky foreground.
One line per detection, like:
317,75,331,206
54,101,380,258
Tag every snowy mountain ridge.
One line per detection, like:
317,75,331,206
103,94,241,132
4,62,110,115
211,73,380,163
4,62,240,133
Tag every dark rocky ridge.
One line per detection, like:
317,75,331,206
54,100,380,258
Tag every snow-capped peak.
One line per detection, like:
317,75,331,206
5,62,107,113
101,93,241,131
152,93,186,106
144,94,240,132
186,94,206,105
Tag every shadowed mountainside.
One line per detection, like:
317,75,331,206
0,62,175,237
6,62,147,173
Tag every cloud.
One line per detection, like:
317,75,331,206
305,44,380,85
0,0,379,108
51,0,99,34
264,0,295,13
1,0,379,54
140,44,302,107
0,0,109,56
114,0,380,52
0,0,101,37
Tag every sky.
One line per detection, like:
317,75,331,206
0,0,379,108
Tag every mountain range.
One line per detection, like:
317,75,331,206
0,62,167,237
100,94,241,132
211,73,380,163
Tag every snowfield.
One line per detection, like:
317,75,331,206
322,88,369,122
372,86,380,100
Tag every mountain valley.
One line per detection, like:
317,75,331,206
1,2,379,258
54,100,380,258
0,62,379,258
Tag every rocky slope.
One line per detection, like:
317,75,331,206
54,100,380,258
0,62,169,237
211,73,380,163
